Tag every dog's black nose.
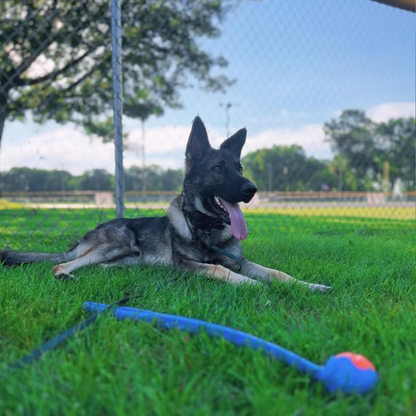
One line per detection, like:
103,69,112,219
241,182,257,197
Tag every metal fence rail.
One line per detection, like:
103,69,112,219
2,190,416,206
0,0,414,249
1,189,414,249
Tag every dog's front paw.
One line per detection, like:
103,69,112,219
52,265,75,280
307,283,331,293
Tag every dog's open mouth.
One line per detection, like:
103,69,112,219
214,196,248,241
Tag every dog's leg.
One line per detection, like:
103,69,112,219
182,261,260,286
100,256,142,269
241,261,331,292
52,246,132,279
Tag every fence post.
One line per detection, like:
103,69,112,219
111,0,125,218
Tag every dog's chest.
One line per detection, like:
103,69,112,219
185,232,242,269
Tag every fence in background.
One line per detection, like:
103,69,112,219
1,190,415,208
0,0,414,249
1,188,414,249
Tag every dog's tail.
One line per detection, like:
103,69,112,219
0,250,69,266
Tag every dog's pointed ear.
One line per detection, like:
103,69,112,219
220,128,247,159
185,116,211,162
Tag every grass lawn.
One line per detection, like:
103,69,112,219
0,208,415,416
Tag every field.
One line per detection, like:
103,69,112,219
0,208,415,416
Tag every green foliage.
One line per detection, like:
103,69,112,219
324,111,415,191
375,117,415,189
0,0,233,144
243,112,415,192
78,169,114,191
1,167,76,192
324,110,378,189
125,165,183,192
243,145,337,192
0,166,183,192
1,107,413,193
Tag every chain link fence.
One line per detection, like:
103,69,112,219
0,0,414,250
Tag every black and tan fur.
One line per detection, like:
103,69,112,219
0,117,330,292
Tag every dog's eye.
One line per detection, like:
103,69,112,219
238,164,243,173
213,166,223,172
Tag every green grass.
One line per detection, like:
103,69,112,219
0,209,415,416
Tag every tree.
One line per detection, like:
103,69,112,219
243,145,335,191
125,165,161,191
78,169,114,191
161,168,183,192
325,111,415,191
375,118,415,191
328,154,350,191
0,165,184,192
43,169,75,191
0,0,233,149
125,164,182,191
0,167,74,191
324,110,378,190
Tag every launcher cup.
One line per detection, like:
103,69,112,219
316,352,378,394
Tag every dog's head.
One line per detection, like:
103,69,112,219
183,116,257,240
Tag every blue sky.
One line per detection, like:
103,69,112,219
2,0,415,174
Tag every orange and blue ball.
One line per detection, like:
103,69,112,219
317,352,378,394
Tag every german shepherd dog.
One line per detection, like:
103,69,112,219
0,117,330,292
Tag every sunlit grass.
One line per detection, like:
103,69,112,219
0,199,23,210
0,208,414,415
244,205,415,220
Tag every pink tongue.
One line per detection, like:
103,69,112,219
219,198,248,240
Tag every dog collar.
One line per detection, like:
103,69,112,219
186,211,225,232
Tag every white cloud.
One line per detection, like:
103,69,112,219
367,102,415,122
126,125,224,155
123,125,225,170
1,128,115,175
126,123,332,166
0,124,223,173
6,100,412,174
127,126,190,155
1,122,334,174
243,124,332,160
